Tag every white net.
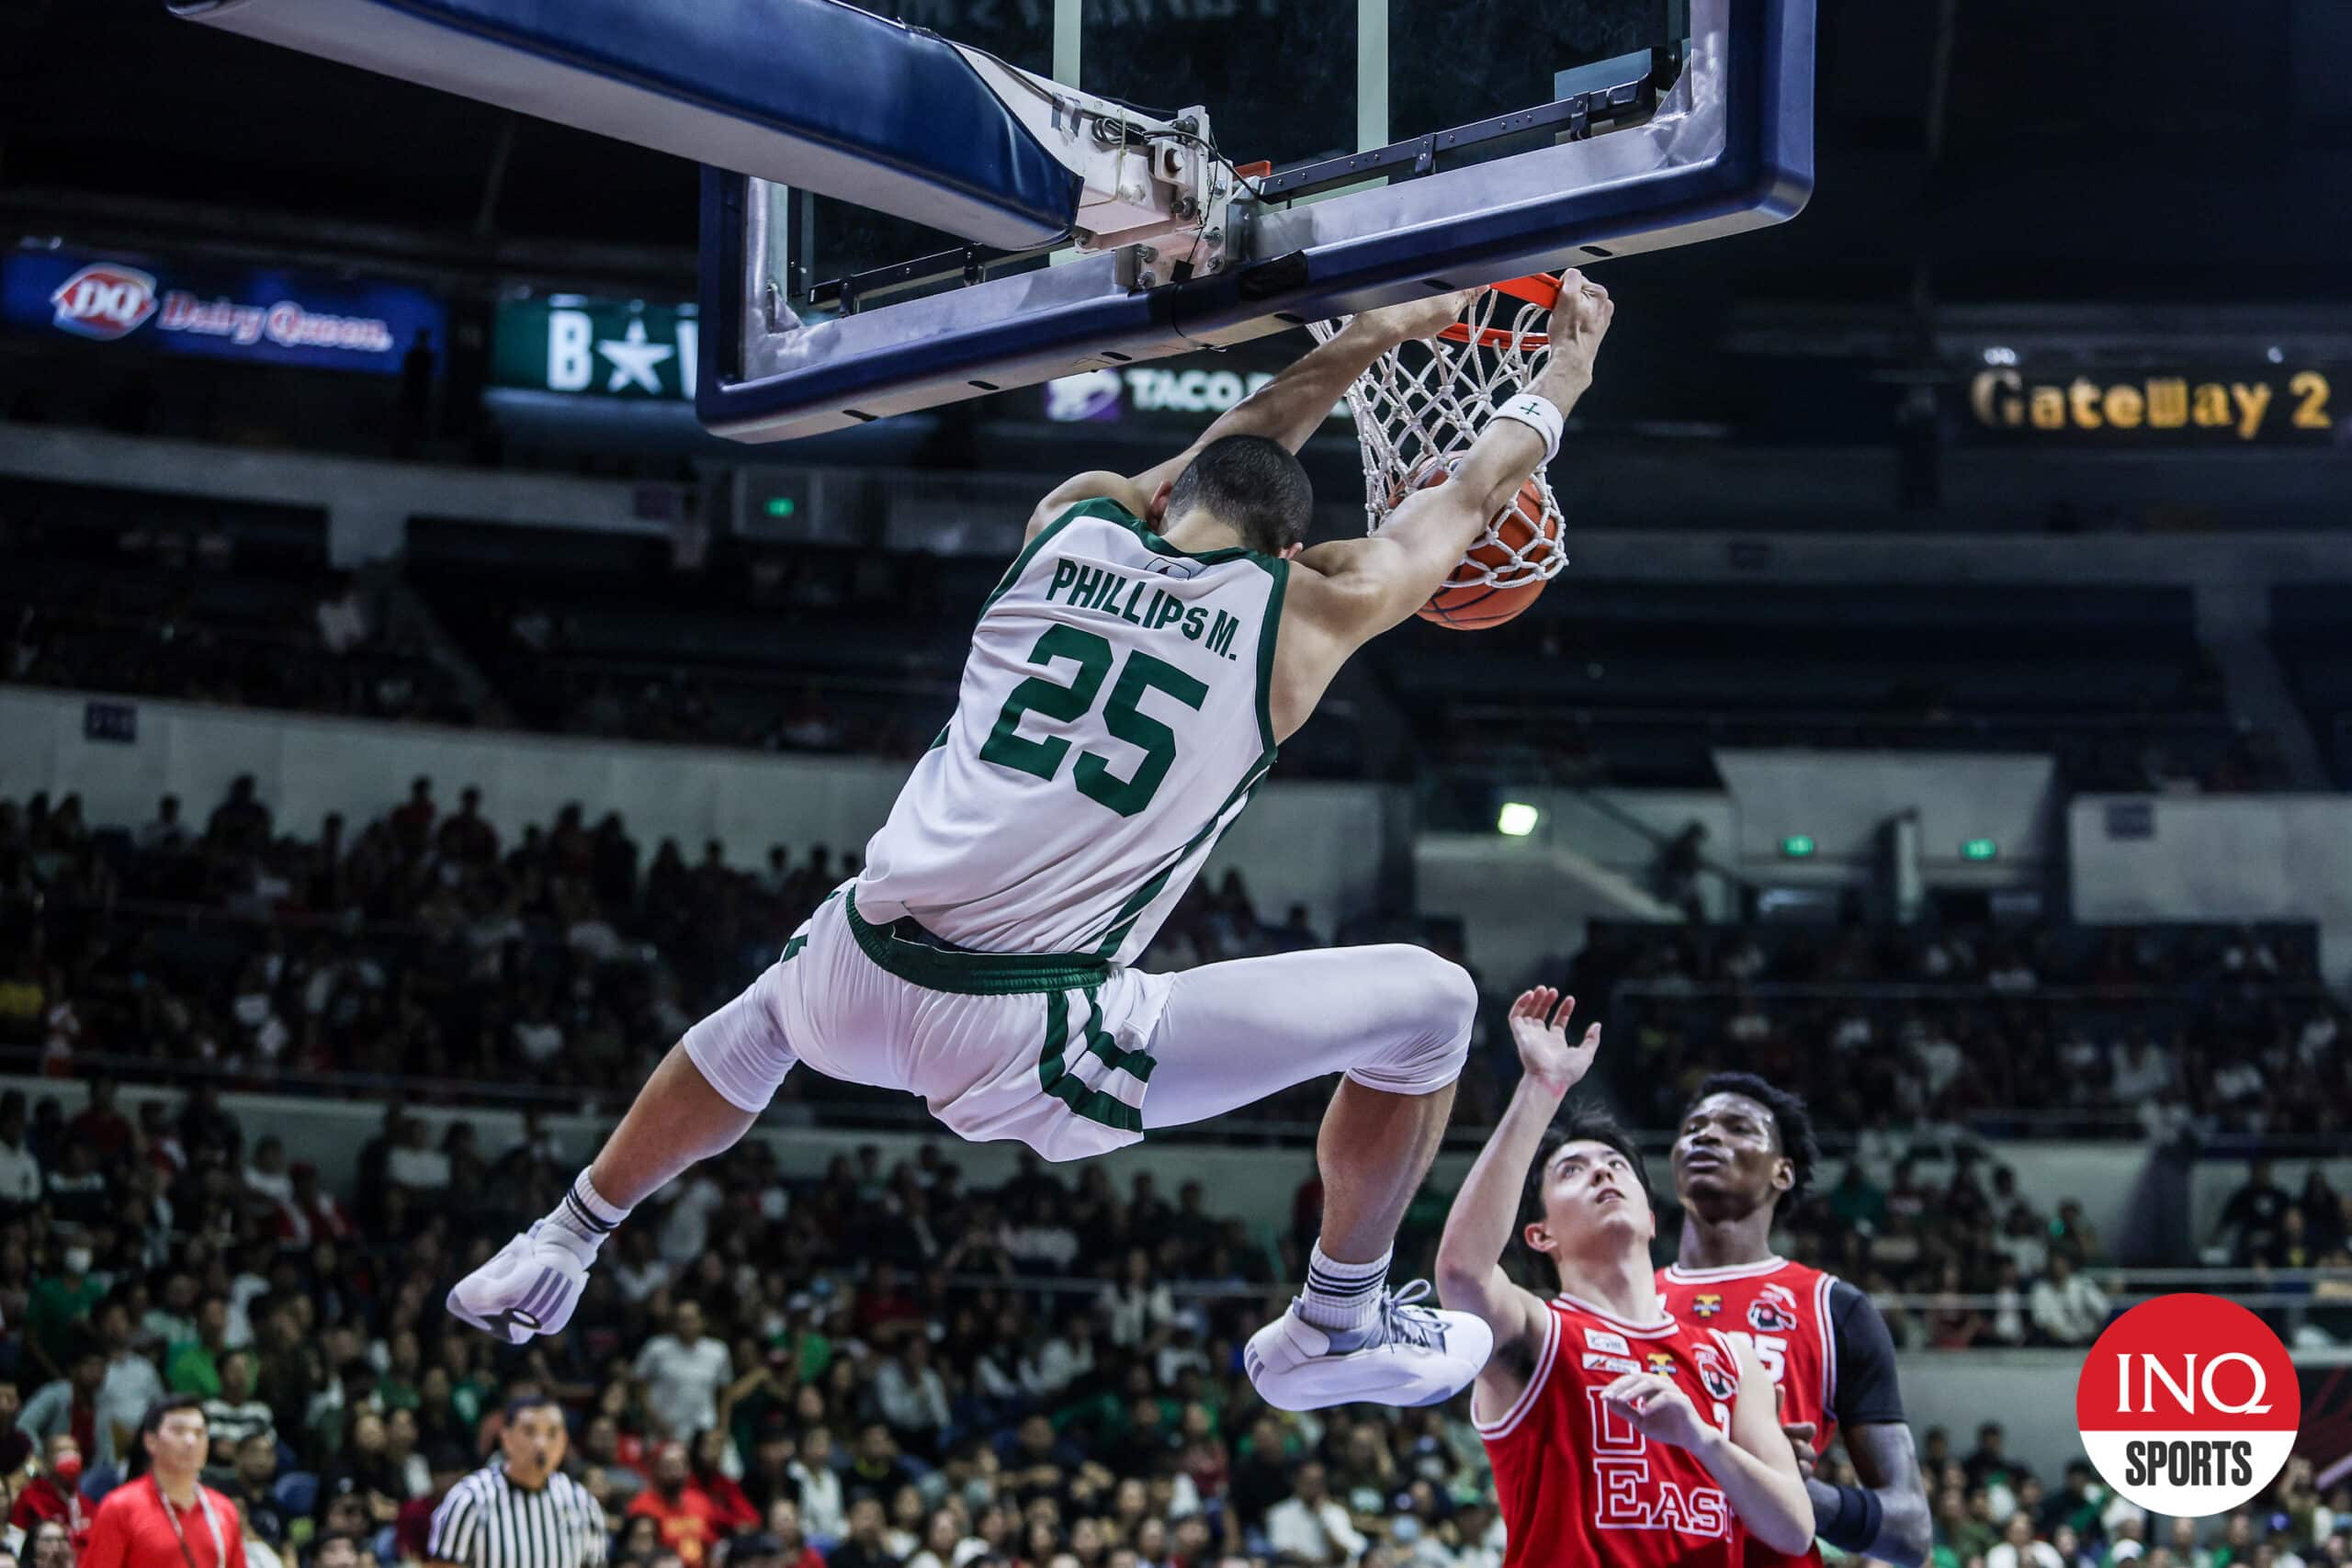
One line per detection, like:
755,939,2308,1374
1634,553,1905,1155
1309,283,1569,590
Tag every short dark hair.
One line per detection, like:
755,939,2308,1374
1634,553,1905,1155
1685,1071,1819,1211
308,1532,363,1567
133,1394,207,1470
1519,1106,1654,1269
141,1394,207,1438
1164,435,1314,555
503,1394,563,1427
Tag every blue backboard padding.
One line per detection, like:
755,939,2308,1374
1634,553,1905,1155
170,0,1081,249
699,0,1813,435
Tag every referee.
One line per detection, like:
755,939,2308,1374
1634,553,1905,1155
426,1398,607,1568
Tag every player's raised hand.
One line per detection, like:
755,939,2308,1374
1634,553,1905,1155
1508,986,1600,1095
1357,287,1486,346
1544,268,1614,384
1601,1371,1718,1453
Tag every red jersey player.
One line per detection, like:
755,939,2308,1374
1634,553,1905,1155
1657,1074,1931,1568
1436,989,1814,1568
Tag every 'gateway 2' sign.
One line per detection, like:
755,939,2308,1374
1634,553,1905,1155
1968,366,2337,444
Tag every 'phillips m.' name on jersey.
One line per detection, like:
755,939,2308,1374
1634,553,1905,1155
1043,558,1245,660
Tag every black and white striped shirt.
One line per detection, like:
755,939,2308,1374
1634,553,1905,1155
426,1465,609,1568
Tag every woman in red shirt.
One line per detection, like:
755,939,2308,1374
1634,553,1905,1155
687,1428,759,1535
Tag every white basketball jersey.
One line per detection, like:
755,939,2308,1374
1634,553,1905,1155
856,499,1287,965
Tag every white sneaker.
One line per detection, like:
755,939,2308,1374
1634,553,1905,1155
447,1223,591,1345
1245,1280,1494,1411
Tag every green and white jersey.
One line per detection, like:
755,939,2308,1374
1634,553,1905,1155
856,499,1287,966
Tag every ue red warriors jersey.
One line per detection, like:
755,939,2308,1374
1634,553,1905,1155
1657,1258,1838,1568
1476,1292,1749,1568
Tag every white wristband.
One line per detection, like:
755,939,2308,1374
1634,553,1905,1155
1489,392,1564,465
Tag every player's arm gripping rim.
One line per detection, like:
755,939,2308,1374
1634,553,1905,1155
1022,289,1487,541
1292,271,1612,643
1432,987,1600,1415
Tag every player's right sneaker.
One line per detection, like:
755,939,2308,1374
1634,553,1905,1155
1245,1280,1495,1411
446,1222,591,1345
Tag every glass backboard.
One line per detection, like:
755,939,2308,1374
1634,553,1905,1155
699,0,1812,441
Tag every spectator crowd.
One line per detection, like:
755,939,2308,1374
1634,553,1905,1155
0,779,1385,1127
0,1074,2344,1568
1581,922,2348,1143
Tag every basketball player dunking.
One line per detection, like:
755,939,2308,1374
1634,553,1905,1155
1657,1075,1932,1567
1435,990,1815,1568
450,277,1616,1413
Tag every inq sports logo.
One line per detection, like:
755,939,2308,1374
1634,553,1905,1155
2075,1294,2301,1517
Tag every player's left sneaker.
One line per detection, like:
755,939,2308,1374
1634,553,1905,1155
446,1222,591,1345
1245,1280,1494,1411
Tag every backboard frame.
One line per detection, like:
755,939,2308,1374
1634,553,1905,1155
697,0,1814,444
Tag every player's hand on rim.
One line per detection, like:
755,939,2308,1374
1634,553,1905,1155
1600,1371,1717,1453
1508,986,1600,1095
1545,267,1615,384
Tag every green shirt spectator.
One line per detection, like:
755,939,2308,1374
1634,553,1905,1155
26,1262,104,1375
167,1338,225,1398
165,1294,233,1397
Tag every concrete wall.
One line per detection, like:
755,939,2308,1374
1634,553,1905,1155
2072,794,2352,985
1714,750,2058,887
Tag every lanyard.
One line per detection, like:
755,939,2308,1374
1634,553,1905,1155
152,1476,226,1568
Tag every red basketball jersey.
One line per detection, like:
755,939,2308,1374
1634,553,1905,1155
1657,1258,1840,1568
1476,1292,1750,1568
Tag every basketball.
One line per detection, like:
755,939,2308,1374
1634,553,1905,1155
1389,460,1560,630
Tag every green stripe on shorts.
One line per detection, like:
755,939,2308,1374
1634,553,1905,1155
1038,988,1150,1134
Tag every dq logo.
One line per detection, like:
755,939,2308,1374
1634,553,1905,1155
48,264,158,341
1691,1292,1724,1319
1748,1283,1800,1334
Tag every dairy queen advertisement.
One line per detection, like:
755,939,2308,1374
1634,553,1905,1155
3,244,445,374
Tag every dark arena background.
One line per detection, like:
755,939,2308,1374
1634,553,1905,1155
2,2,2350,1568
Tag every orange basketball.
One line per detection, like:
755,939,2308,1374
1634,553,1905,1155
1388,462,1559,630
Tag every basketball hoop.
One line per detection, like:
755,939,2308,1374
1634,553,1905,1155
1310,275,1569,599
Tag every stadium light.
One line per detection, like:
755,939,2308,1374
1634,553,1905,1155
1497,802,1541,838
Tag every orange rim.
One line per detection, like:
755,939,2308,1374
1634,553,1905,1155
1437,272,1563,349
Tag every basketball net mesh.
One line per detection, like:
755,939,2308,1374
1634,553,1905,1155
1309,287,1568,590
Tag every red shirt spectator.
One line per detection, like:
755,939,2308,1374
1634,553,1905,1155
9,1442,90,1552
66,1080,134,1163
854,1266,922,1340
83,1400,245,1568
389,779,437,856
625,1443,722,1568
686,1457,752,1532
273,1165,354,1249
